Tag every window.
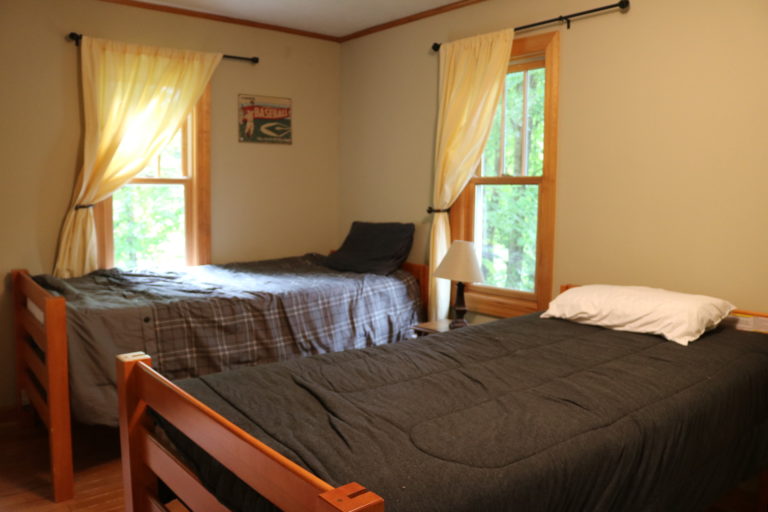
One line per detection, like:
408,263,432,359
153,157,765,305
95,87,211,269
450,32,559,317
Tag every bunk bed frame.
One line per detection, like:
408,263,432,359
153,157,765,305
10,262,428,503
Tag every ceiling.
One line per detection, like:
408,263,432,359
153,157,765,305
121,0,485,40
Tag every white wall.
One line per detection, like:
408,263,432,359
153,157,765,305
339,0,768,310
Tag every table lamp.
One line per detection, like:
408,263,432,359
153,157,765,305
434,240,484,329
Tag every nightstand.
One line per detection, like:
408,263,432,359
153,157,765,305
412,319,455,337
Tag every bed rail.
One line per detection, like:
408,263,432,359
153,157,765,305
11,269,73,502
117,352,385,512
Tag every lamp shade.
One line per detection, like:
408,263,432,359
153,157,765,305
434,240,484,283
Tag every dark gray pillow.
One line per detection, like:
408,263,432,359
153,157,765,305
326,222,415,275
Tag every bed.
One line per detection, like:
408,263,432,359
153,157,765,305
12,225,428,501
28,254,424,427
117,289,768,512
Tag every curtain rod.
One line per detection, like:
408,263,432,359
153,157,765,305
66,32,259,64
430,0,630,52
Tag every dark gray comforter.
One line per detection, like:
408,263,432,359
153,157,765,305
36,254,421,426
167,314,768,512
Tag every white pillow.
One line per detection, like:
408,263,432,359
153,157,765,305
541,285,735,346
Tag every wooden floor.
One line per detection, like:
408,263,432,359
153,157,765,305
0,412,761,511
0,413,124,511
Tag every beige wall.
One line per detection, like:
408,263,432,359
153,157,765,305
340,0,768,311
0,0,340,409
2,0,768,412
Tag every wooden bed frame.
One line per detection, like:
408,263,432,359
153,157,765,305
116,291,768,512
118,352,383,511
11,269,73,502
10,262,428,503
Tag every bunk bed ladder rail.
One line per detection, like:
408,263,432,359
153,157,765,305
11,269,74,502
117,352,385,512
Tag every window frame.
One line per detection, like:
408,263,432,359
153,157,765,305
450,32,559,317
94,85,212,268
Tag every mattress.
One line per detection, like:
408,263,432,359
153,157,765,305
164,314,768,512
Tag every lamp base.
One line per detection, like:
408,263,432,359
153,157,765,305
450,282,468,329
449,318,468,329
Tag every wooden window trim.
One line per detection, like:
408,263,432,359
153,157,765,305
450,31,559,317
95,85,212,268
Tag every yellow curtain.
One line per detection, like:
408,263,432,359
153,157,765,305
53,37,222,278
428,29,514,321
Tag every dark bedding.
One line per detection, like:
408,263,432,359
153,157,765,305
164,314,768,512
36,254,421,426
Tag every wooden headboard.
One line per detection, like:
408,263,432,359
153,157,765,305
401,262,429,315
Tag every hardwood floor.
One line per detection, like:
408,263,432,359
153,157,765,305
0,413,123,511
0,411,761,511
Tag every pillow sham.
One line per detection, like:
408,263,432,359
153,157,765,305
541,284,735,346
325,221,415,275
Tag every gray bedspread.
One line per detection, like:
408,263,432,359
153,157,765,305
36,254,421,426
167,314,768,512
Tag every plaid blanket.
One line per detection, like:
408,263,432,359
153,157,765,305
36,254,421,425
144,264,421,379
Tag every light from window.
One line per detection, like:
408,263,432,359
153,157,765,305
113,129,187,269
475,64,545,292
474,184,538,292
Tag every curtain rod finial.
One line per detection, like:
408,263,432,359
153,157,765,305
618,0,630,11
431,42,441,52
67,32,83,46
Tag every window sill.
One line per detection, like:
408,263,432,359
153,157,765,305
465,287,540,318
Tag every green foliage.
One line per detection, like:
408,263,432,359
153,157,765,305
477,66,546,292
526,68,546,176
477,185,538,291
113,184,186,269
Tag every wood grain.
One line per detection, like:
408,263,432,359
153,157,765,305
191,85,212,265
12,270,73,502
401,261,430,316
449,32,560,317
117,354,384,511
0,418,123,511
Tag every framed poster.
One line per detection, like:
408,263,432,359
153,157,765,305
238,94,292,144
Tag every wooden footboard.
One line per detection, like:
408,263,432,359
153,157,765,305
117,352,385,512
11,269,73,502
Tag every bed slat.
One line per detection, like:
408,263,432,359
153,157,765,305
21,340,49,391
15,270,53,309
148,496,171,512
133,359,332,511
20,370,49,427
19,307,47,353
142,431,230,512
118,353,385,512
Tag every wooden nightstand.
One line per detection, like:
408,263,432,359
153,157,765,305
412,319,455,337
